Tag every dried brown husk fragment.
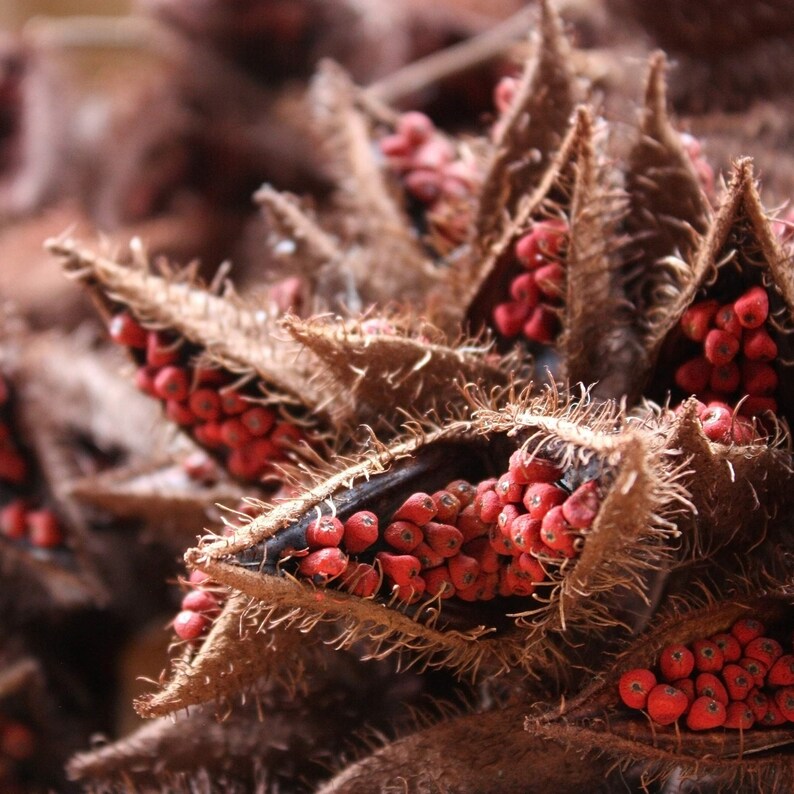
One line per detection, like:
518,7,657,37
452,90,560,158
475,0,576,248
179,391,690,689
641,159,794,414
282,313,518,427
530,593,794,791
622,52,711,338
317,703,615,794
309,60,437,308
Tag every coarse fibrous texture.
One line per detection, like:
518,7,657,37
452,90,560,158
1,1,794,792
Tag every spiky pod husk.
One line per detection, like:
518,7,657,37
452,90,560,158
530,591,794,792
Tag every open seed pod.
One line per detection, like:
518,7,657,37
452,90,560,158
530,592,794,791
148,390,690,720
635,158,794,444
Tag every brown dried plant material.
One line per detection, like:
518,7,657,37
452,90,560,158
317,703,615,794
622,52,711,328
475,0,576,248
530,593,794,792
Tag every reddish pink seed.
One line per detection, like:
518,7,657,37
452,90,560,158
342,511,379,553
188,388,222,421
700,404,733,442
0,449,26,485
27,509,63,548
561,480,600,529
464,537,501,574
181,589,220,615
174,610,210,641
393,492,437,526
271,422,304,450
493,300,530,338
734,286,769,328
431,490,461,524
743,326,777,361
384,520,424,552
681,300,719,342
153,367,190,402
299,548,348,579
397,111,434,145
496,472,524,504
741,360,778,396
674,356,711,394
714,304,743,338
509,272,540,307
146,332,179,367
523,482,567,520
423,565,455,598
165,399,195,426
508,451,562,484
534,262,564,299
220,418,252,449
220,390,248,415
738,395,778,417
340,562,380,598
240,406,276,436
476,488,502,523
424,522,464,557
134,366,158,397
375,552,421,586
522,305,558,344
704,329,740,366
0,499,27,540
108,312,147,348
456,505,490,542
709,362,740,394
540,505,577,557
306,516,344,548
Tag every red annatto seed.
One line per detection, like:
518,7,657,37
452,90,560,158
384,520,423,552
760,700,787,727
721,664,752,701
174,610,210,641
393,574,427,604
534,262,565,299
134,366,158,397
767,655,794,686
146,332,179,367
306,516,344,548
220,390,247,415
659,644,695,681
180,589,221,615
672,678,695,706
494,75,517,113
516,552,545,582
165,399,195,426
700,403,733,442
523,482,567,520
448,552,479,590
738,395,778,417
424,565,455,598
340,562,379,598
1,721,36,761
193,421,223,448
404,169,441,203
509,514,542,550
522,305,558,344
739,657,768,688
27,510,63,548
647,684,689,726
414,541,445,570
692,639,724,672
188,388,222,421
687,696,726,730
734,286,769,328
746,688,769,721
744,636,783,666
540,506,576,557
714,304,743,338
724,702,755,730
508,451,562,484
704,329,740,366
503,562,536,596
424,522,464,557
743,326,777,361
0,448,26,485
475,478,498,497
393,492,437,525
709,362,740,394
514,220,567,269
0,499,27,540
299,547,348,580
741,360,778,396
456,505,489,542
475,488,502,523
226,446,261,480
194,366,229,386
182,452,217,483
496,473,524,505
509,272,540,307
561,480,600,530
342,511,379,553
489,523,516,556
397,111,434,145
674,356,712,394
774,687,794,722
153,367,190,401
108,312,147,348
188,569,211,586
731,417,757,445
695,673,729,705
464,537,501,573
220,418,252,449
498,504,521,536
445,480,476,507
681,300,719,342
271,422,304,450
375,552,420,586
711,633,742,663
379,132,411,158
431,490,461,524
492,301,530,338
731,617,766,646
618,668,657,710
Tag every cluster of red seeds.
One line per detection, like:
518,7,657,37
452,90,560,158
108,311,305,482
292,450,601,605
379,112,479,216
619,617,794,730
674,286,778,442
172,569,225,642
0,375,65,549
491,219,568,344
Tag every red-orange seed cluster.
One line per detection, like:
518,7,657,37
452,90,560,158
492,219,568,345
172,569,224,642
673,286,778,442
108,311,305,482
618,616,794,730
292,451,601,605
